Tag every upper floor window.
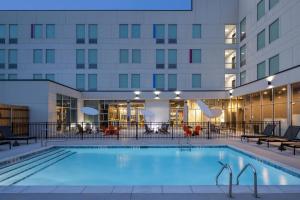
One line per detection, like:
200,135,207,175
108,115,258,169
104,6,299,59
269,54,279,75
132,49,141,64
269,0,279,10
88,24,97,44
168,74,177,90
119,49,129,63
168,24,177,44
269,19,279,43
33,49,43,64
257,0,265,21
76,24,85,44
153,74,165,90
240,71,246,85
119,24,128,39
131,74,140,89
192,74,201,88
88,49,98,68
46,24,55,39
9,24,18,44
240,45,246,67
8,49,17,69
8,74,17,80
76,74,85,91
33,74,43,80
225,25,236,44
240,17,246,41
189,49,201,63
257,29,265,51
88,74,97,91
46,74,55,81
131,24,141,39
168,49,177,69
0,25,5,44
0,74,5,80
257,61,266,79
192,24,202,39
153,24,165,44
76,49,85,68
46,49,55,64
225,49,236,69
119,74,128,88
0,49,5,68
156,49,165,69
31,24,42,39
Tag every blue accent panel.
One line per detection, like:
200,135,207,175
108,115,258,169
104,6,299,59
153,25,156,38
153,74,156,88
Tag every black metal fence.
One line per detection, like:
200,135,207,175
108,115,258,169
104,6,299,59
8,121,281,140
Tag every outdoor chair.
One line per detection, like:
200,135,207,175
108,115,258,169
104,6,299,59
258,126,300,148
158,123,169,134
104,125,119,135
0,126,37,145
193,125,202,136
0,141,11,149
183,125,192,137
241,124,276,142
144,124,154,134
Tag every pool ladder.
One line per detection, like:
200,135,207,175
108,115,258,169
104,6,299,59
216,162,258,198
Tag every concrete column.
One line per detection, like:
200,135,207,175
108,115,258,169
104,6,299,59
183,100,188,123
287,84,292,126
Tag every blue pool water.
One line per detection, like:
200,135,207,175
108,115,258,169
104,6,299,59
1,146,300,186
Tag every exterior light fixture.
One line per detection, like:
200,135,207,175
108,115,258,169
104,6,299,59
154,91,161,100
266,76,275,89
134,91,141,100
174,91,181,99
229,89,234,98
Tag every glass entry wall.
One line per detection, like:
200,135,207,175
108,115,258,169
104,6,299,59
130,101,145,124
56,94,77,131
292,83,300,126
169,100,184,125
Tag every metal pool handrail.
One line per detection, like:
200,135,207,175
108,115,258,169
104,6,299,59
236,163,258,198
216,161,233,198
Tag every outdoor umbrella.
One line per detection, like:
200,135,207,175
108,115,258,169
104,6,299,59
80,107,99,116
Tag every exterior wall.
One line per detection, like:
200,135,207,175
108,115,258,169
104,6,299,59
238,0,300,85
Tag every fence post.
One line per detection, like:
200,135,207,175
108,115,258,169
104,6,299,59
46,122,48,139
117,121,120,140
207,122,210,139
135,122,138,140
81,122,84,140
171,122,174,139
242,121,246,136
279,121,281,137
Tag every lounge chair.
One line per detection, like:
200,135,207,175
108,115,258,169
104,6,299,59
144,124,154,134
193,125,202,136
104,125,119,135
258,126,300,148
183,125,192,137
158,123,169,134
0,141,11,149
241,124,276,142
280,142,300,155
0,126,37,145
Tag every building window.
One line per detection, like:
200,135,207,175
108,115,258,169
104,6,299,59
225,49,236,69
119,24,128,39
131,24,140,39
168,74,177,90
76,24,85,44
88,74,97,91
8,49,17,69
168,49,177,69
120,49,129,63
76,49,85,68
119,74,128,88
0,25,5,44
257,0,265,21
192,74,201,88
31,24,42,39
8,74,17,80
240,71,246,85
269,0,279,10
88,49,97,68
33,74,43,80
240,17,246,41
269,54,279,75
192,24,202,39
132,49,141,64
9,24,17,44
46,74,55,81
153,74,165,90
0,74,5,80
225,25,237,44
33,49,43,64
156,49,165,69
153,24,165,44
46,24,55,39
46,49,55,64
88,24,97,44
0,49,5,69
131,74,140,89
257,29,265,51
292,82,300,126
76,74,85,91
240,45,246,67
190,49,201,63
257,61,266,79
168,24,177,44
269,19,279,43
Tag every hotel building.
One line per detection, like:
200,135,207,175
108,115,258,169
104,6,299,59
0,0,299,131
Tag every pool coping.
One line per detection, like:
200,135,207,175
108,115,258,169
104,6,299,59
1,144,300,195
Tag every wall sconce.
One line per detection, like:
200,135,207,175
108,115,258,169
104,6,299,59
174,91,181,100
266,76,275,89
229,89,234,98
134,91,141,100
154,91,161,100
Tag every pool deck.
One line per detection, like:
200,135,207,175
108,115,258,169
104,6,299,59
1,138,300,200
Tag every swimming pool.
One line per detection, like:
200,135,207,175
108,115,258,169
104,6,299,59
0,146,300,186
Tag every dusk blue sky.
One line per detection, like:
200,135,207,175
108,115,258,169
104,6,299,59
0,0,191,10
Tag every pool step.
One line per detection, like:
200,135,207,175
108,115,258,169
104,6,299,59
0,149,65,175
0,150,75,185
